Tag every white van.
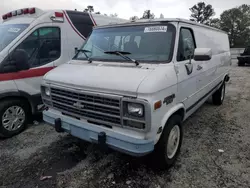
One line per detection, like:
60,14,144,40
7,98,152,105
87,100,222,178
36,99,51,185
42,18,231,168
0,7,126,137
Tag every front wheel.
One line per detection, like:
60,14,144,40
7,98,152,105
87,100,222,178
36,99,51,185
212,82,225,105
0,99,29,138
153,115,183,169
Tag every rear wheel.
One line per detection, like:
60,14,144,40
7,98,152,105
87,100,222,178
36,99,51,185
212,82,225,105
0,99,29,138
153,115,183,169
238,60,245,66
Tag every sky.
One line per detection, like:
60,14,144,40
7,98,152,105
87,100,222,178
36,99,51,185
0,0,249,20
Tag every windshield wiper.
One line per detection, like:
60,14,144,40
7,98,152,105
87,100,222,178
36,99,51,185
104,51,139,66
77,49,92,63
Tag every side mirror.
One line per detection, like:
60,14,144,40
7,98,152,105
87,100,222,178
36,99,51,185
11,49,30,71
194,48,212,61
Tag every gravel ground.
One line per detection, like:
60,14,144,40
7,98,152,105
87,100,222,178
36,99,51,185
0,62,249,188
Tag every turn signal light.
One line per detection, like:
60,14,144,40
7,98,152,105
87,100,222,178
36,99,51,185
154,100,162,110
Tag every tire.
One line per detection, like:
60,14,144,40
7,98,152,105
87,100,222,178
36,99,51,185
0,99,29,138
238,60,245,66
153,115,183,169
238,63,245,66
212,82,225,105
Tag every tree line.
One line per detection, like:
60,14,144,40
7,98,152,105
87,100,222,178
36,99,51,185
189,2,250,48
82,3,250,48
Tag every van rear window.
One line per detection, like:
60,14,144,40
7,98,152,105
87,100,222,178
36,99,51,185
0,24,29,52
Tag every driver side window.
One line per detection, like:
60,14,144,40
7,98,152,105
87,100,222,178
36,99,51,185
14,27,61,68
177,28,196,62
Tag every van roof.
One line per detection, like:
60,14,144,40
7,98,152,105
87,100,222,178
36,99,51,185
95,18,227,34
2,7,127,24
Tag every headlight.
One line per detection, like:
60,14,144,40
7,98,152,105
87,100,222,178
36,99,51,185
127,103,144,117
44,87,51,96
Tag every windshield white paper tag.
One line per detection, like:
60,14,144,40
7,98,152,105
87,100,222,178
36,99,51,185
8,28,21,33
144,26,167,33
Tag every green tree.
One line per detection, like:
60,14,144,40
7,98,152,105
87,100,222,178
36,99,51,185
209,18,221,29
141,10,155,19
130,16,139,21
220,4,250,47
190,2,215,24
160,13,164,19
84,5,94,13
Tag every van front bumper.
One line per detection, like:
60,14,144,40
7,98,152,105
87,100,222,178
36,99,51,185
43,110,154,156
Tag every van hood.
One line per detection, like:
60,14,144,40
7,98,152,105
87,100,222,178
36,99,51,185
44,61,155,96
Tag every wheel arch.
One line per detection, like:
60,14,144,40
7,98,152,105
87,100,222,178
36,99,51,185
0,91,35,114
155,103,185,144
224,74,230,82
161,103,185,126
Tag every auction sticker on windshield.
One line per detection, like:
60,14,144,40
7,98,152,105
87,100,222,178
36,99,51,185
8,28,21,33
144,26,167,33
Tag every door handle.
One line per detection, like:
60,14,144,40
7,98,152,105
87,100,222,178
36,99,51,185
197,65,203,70
185,63,193,75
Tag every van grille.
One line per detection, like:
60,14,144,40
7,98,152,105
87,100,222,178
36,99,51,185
50,88,121,126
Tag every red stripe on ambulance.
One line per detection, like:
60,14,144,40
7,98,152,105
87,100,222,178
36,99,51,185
0,67,55,81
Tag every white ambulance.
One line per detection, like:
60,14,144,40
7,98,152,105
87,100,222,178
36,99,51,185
0,7,127,137
42,18,231,168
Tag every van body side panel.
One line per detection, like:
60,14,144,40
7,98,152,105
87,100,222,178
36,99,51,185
65,11,94,39
173,23,201,112
193,26,230,101
41,20,230,156
51,20,80,67
0,80,18,97
136,64,178,142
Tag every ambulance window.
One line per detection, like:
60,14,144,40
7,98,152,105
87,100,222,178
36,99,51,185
177,28,196,62
14,27,61,68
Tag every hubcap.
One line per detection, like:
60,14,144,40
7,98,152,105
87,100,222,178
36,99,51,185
221,84,225,101
167,125,180,159
2,106,25,131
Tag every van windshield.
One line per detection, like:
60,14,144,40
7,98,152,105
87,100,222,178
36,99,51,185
75,23,176,63
0,24,29,52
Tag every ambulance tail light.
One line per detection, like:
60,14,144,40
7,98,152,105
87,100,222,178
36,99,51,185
2,7,37,21
7,12,12,18
29,8,36,14
23,8,29,14
2,14,7,20
50,12,64,22
55,12,63,18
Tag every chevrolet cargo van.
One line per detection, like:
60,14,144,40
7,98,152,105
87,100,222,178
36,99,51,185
42,18,231,168
0,7,126,137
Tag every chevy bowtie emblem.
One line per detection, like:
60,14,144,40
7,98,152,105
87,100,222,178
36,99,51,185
73,101,85,109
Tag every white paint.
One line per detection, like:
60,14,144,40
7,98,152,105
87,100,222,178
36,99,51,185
194,48,212,58
43,18,231,149
0,7,127,109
